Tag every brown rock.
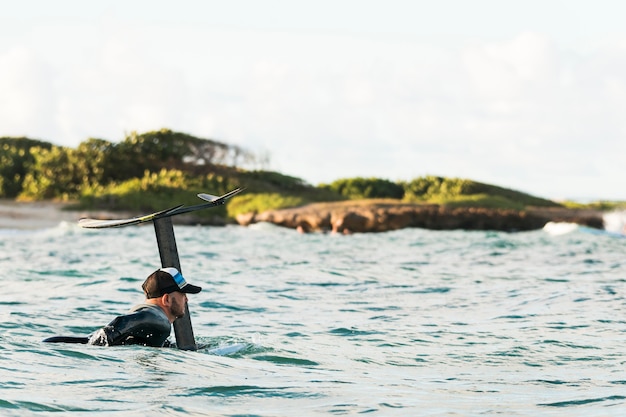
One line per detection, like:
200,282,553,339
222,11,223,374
235,200,605,233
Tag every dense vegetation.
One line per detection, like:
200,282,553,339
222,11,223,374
0,137,53,198
0,130,341,220
5,128,613,223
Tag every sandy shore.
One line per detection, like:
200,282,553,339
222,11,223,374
0,200,209,230
0,200,86,230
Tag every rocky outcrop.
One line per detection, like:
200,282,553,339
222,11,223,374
236,200,605,233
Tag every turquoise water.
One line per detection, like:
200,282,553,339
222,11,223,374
1,218,626,416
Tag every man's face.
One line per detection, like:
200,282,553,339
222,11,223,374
169,291,188,319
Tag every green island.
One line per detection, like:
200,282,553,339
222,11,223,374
1,129,622,233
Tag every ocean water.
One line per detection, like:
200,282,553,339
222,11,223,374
1,213,626,416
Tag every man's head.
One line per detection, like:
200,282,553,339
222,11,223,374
142,267,202,299
142,268,202,322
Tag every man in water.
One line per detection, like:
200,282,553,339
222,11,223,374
44,267,201,347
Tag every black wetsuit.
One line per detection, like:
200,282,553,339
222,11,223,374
44,304,172,347
88,304,172,347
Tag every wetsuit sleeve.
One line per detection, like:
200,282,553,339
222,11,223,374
88,308,171,347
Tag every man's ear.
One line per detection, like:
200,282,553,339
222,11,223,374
161,293,171,306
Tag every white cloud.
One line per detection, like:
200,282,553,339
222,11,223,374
0,45,57,138
0,14,624,199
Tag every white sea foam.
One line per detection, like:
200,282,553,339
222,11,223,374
542,221,579,236
603,210,626,234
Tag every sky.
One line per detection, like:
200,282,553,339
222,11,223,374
1,0,625,201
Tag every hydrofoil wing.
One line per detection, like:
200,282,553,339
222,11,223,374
78,188,243,229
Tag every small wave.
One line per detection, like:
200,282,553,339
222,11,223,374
0,220,78,236
207,342,248,356
539,395,626,407
196,334,266,356
543,221,579,236
251,354,319,366
181,385,319,399
198,300,266,313
0,399,82,412
410,287,451,294
329,327,380,336
544,220,626,239
603,210,626,234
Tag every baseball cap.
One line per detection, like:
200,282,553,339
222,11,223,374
142,267,202,299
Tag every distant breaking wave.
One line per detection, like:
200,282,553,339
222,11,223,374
603,210,626,234
543,209,626,237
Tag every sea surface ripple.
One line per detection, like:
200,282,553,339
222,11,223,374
1,219,625,416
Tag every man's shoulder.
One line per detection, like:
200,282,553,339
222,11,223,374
129,303,168,320
129,303,159,312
